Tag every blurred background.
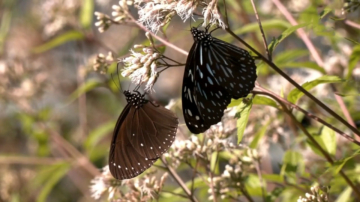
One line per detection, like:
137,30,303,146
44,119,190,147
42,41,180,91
1,0,360,201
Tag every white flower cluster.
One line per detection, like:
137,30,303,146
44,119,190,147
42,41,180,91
121,44,160,91
137,0,225,33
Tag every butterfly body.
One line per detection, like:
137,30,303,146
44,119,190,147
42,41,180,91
182,27,257,134
109,90,178,180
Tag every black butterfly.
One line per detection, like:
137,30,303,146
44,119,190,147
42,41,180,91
182,26,257,134
109,90,178,180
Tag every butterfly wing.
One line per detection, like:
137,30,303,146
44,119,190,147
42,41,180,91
127,102,178,159
210,38,257,99
109,101,178,180
182,41,232,134
182,42,213,134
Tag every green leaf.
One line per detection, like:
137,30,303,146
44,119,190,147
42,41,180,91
347,45,360,79
274,49,309,65
249,120,270,149
320,126,336,155
335,186,352,202
80,0,94,29
220,19,291,42
268,23,309,54
281,62,326,74
327,149,360,174
228,98,243,108
210,152,219,174
307,126,336,157
280,151,304,179
287,75,345,103
319,7,333,19
84,121,115,150
236,100,253,144
32,31,84,54
252,96,278,109
34,163,71,202
67,79,103,104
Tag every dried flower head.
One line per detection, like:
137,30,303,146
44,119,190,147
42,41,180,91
39,0,79,36
121,44,160,91
93,52,114,74
136,0,225,33
90,166,168,201
297,186,330,202
95,0,133,32
202,0,226,29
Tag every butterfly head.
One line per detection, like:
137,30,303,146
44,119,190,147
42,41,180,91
190,27,213,46
124,90,147,108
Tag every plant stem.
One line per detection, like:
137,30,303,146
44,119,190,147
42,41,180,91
277,100,360,199
252,89,360,146
225,28,360,137
161,157,199,202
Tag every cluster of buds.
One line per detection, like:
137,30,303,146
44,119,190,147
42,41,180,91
93,52,114,74
94,12,113,33
95,0,133,32
342,0,360,14
298,186,330,202
121,41,160,91
90,166,168,201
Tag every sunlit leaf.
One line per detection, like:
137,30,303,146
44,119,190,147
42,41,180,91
32,31,85,54
252,96,278,109
287,75,344,103
281,62,326,74
307,126,336,157
347,45,360,79
268,23,309,54
249,120,270,149
67,79,103,104
236,100,253,144
80,0,94,29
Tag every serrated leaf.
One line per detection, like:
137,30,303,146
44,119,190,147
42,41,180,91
347,45,360,79
32,31,84,54
287,75,345,103
80,0,94,29
249,120,270,149
67,79,103,104
252,96,278,109
236,100,253,144
268,23,309,54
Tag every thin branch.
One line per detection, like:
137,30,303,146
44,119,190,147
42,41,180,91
126,12,188,56
249,0,272,61
277,99,360,199
225,28,360,137
345,19,360,29
160,157,199,202
252,88,360,146
0,156,70,165
271,0,357,139
254,158,266,202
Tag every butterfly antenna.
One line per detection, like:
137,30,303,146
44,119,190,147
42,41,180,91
116,62,124,92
